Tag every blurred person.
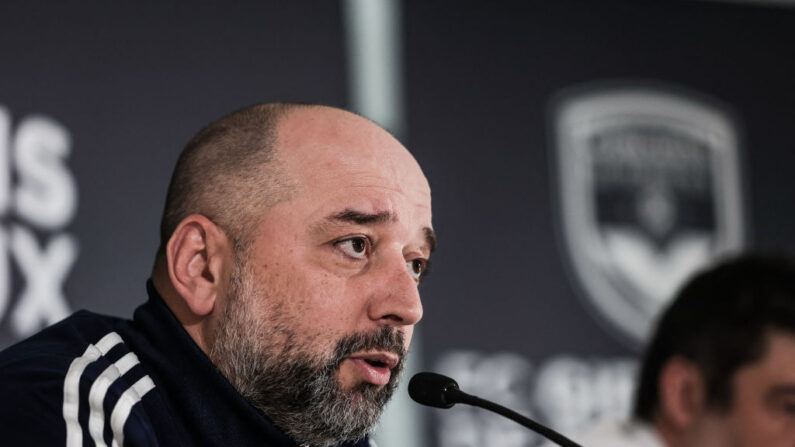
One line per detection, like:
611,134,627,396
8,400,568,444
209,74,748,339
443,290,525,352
574,253,795,447
0,103,435,446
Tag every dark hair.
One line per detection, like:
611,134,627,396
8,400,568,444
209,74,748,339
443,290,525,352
633,253,795,421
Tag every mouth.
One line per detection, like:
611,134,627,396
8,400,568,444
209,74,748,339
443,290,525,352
343,351,400,386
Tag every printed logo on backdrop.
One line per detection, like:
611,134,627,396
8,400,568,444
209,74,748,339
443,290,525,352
433,351,637,447
0,106,78,346
552,84,744,345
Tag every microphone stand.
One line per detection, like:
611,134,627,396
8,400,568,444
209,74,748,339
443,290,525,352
445,387,582,447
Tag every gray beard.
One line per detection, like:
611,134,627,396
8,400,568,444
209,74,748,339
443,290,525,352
208,261,406,447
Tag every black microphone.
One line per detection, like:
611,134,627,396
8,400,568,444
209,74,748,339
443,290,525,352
408,372,583,447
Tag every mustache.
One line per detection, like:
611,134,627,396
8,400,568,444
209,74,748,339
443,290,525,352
331,326,406,368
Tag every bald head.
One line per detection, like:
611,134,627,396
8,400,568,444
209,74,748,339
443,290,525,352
276,105,430,207
157,103,428,263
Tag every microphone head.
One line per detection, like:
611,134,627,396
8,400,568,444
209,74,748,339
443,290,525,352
408,372,461,409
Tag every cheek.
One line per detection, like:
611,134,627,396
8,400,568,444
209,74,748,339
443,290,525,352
285,272,365,340
726,398,784,446
252,243,375,340
403,326,415,350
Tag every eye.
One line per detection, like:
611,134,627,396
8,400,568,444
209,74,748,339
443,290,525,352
335,237,370,259
779,400,795,416
406,258,430,282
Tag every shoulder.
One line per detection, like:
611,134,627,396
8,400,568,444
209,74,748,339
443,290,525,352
0,311,127,383
0,311,161,445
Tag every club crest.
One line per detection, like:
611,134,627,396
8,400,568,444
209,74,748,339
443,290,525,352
552,84,745,345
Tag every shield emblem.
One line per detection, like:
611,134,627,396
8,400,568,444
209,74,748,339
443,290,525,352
553,85,745,345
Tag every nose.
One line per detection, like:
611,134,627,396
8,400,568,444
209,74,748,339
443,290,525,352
367,253,424,327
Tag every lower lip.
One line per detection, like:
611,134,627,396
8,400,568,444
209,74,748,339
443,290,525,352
347,358,392,386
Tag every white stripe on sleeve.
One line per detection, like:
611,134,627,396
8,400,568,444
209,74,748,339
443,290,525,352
63,331,123,447
109,375,156,447
87,352,141,447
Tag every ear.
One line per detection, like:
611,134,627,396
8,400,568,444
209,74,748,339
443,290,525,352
658,356,706,429
165,214,234,317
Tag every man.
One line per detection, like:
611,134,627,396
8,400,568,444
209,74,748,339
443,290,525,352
577,254,795,446
0,103,435,446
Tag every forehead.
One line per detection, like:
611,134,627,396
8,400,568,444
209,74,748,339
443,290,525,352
733,331,795,395
274,107,431,216
754,332,795,375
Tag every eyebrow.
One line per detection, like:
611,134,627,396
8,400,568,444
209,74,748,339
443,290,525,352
767,384,795,398
330,209,395,225
424,227,437,253
326,208,437,254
